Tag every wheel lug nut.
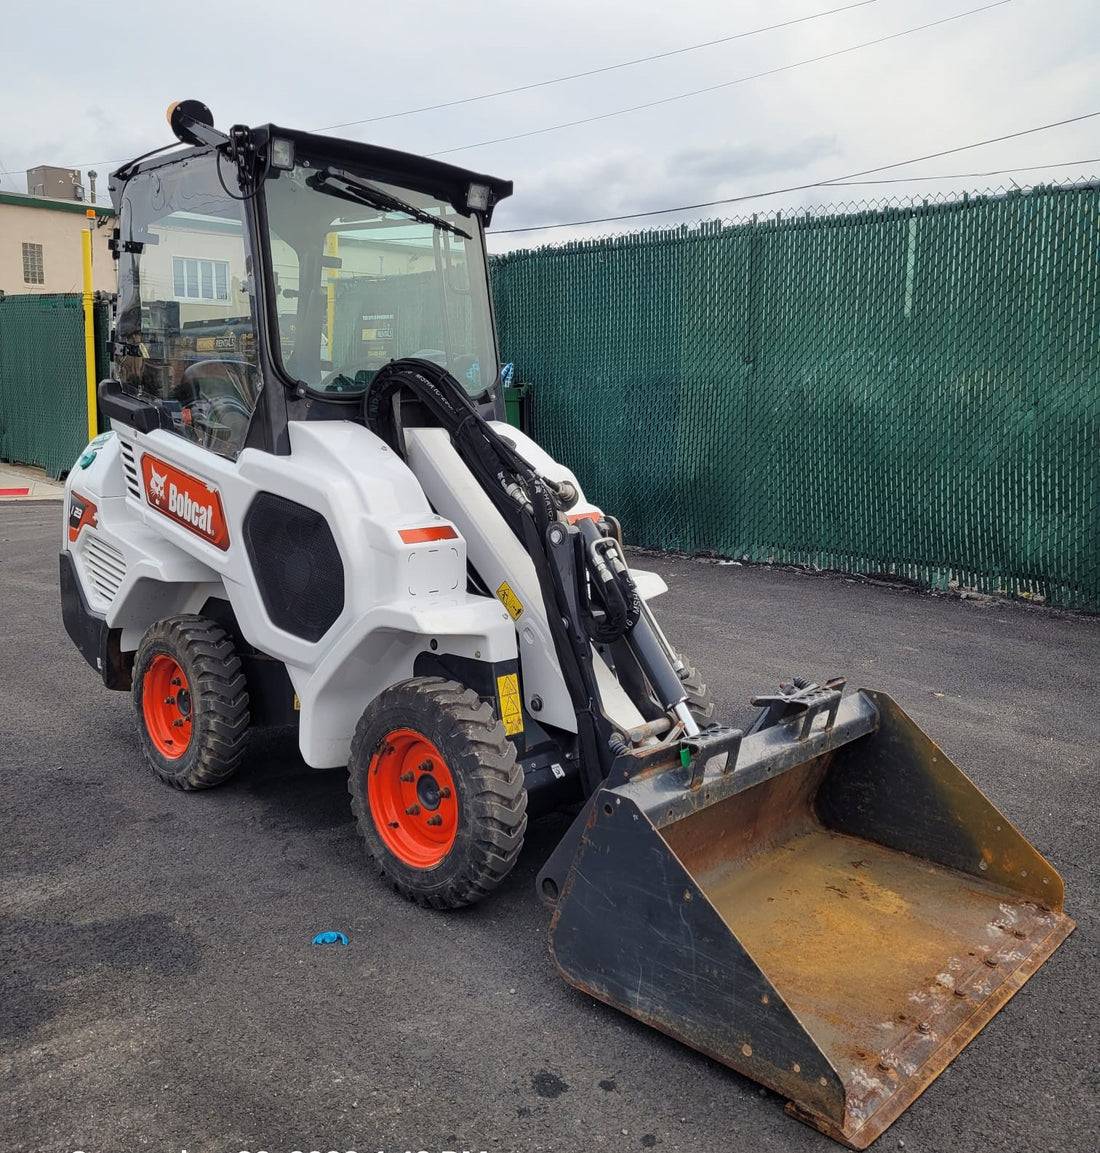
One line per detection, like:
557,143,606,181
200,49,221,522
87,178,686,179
170,677,182,686
399,770,415,782
172,719,185,728
426,814,443,826
418,759,433,773
405,804,421,816
164,696,176,706
439,786,452,799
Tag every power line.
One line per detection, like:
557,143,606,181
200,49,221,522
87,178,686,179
0,2,881,177
14,149,1091,202
0,156,123,179
431,0,1014,158
489,110,1100,234
315,0,879,133
0,0,1013,181
821,159,1100,186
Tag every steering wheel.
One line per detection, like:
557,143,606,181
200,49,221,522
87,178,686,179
317,361,380,393
183,393,253,451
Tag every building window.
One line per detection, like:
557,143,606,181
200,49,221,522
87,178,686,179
22,242,44,285
173,256,230,302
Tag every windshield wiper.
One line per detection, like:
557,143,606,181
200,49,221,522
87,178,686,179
306,167,470,239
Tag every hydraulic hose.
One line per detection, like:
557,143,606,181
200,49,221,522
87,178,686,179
362,359,698,748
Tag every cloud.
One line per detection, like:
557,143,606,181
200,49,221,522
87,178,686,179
488,134,841,235
2,0,1098,245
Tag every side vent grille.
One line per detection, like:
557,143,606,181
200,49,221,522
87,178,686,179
244,493,345,642
119,440,141,499
82,536,127,603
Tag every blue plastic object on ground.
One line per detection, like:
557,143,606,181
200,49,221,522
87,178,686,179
311,931,348,946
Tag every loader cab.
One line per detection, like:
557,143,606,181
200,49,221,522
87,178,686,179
106,116,512,456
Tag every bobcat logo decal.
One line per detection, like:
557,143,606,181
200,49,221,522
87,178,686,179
140,454,230,551
148,465,167,501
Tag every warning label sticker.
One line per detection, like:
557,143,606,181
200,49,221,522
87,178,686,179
496,580,524,620
496,673,524,736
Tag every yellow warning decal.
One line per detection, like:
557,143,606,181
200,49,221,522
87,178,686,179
496,580,524,620
497,673,524,736
293,693,301,711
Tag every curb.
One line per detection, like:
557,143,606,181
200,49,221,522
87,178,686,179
0,463,65,502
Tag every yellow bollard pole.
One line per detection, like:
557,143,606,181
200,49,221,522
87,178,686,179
326,231,339,360
82,209,98,442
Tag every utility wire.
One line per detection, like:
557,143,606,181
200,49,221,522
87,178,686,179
490,110,1100,234
0,2,880,177
0,0,1011,179
0,155,122,178
315,0,879,133
431,0,1014,158
821,158,1100,186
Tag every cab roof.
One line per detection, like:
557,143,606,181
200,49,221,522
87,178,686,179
111,122,513,224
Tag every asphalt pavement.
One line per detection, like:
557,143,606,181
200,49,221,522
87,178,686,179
2,500,1096,1153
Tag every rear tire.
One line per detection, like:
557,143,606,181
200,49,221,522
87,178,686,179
348,677,526,909
679,660,717,726
132,615,250,790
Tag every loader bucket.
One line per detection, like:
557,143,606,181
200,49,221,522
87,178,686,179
545,690,1074,1149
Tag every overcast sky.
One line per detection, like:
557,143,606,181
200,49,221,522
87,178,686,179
2,0,1097,249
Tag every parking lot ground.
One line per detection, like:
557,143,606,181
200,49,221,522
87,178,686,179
2,500,1097,1153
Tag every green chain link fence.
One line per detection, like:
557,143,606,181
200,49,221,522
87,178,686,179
491,182,1100,611
3,185,1096,610
0,293,109,478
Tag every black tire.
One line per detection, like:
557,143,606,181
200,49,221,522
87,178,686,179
348,677,526,909
132,615,250,791
679,660,717,726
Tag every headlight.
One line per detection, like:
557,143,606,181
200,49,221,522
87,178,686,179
466,183,491,212
270,138,295,171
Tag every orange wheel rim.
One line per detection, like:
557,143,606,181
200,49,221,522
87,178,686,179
142,654,193,759
367,728,458,867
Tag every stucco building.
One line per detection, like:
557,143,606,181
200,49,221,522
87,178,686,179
0,192,115,295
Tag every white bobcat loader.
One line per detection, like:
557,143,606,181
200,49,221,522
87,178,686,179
60,101,1073,1149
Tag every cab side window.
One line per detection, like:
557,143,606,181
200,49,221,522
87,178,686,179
115,155,261,458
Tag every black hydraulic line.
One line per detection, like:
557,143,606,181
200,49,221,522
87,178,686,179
571,514,689,718
363,358,620,785
573,515,640,643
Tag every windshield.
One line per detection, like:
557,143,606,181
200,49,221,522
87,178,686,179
263,161,498,398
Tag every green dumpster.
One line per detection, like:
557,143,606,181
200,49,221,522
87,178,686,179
503,382,529,431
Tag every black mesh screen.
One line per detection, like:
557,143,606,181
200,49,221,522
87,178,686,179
243,493,345,642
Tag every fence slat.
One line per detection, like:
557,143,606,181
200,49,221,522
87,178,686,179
491,185,1100,611
0,293,108,479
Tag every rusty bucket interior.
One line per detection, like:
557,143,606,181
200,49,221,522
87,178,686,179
548,689,1074,1150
